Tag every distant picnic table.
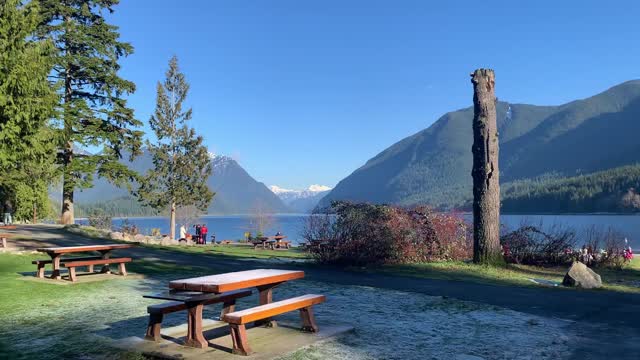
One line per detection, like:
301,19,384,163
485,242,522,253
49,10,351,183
144,269,325,355
251,235,290,250
35,244,133,281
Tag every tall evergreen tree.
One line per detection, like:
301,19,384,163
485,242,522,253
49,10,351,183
0,0,57,212
137,56,214,240
37,0,143,224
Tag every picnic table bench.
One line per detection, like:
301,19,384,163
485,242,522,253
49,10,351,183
143,289,253,342
145,269,325,355
35,244,133,281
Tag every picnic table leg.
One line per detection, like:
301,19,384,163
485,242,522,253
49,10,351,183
230,324,252,356
255,283,282,327
220,299,236,318
36,263,45,278
300,306,319,332
118,262,128,276
145,313,163,341
184,301,208,348
99,250,111,274
68,267,77,282
50,254,62,280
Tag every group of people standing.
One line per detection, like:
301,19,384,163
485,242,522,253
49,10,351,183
178,223,212,244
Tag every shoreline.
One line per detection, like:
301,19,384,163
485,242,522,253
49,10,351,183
75,212,640,220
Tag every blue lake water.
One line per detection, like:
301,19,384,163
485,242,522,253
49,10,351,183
79,213,640,246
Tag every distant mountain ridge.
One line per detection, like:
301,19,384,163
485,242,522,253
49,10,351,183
65,150,291,215
319,80,640,210
269,185,331,213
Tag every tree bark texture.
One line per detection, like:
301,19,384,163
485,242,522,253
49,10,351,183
60,27,74,225
170,201,176,240
470,69,502,265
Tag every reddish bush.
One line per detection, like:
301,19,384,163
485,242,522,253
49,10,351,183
303,202,472,265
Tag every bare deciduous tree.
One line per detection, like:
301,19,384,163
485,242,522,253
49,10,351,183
248,200,276,237
176,205,205,233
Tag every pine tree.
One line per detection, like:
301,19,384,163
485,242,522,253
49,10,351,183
0,0,57,214
137,56,214,240
37,0,143,224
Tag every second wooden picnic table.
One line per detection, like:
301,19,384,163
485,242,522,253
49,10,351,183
163,269,304,348
36,244,133,280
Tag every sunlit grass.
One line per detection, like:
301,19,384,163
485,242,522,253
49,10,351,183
143,242,311,260
64,225,311,260
367,258,640,293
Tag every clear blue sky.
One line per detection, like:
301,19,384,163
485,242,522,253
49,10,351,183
111,0,640,190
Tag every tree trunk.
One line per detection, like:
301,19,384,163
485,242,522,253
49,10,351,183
470,69,502,265
60,65,74,224
170,201,176,240
61,158,74,225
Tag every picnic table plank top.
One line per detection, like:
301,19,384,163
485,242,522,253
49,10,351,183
169,269,304,293
36,244,133,254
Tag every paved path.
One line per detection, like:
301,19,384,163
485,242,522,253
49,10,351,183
9,224,640,359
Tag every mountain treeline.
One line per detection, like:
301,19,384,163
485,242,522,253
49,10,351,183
501,165,640,214
320,80,640,211
74,196,157,218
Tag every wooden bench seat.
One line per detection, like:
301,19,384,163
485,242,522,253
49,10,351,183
222,294,326,355
144,289,252,341
32,256,102,278
62,257,131,282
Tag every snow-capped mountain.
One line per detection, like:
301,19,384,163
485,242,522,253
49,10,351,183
269,185,332,213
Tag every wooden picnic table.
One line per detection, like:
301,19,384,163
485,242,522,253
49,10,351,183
164,269,304,348
36,244,132,280
252,235,289,250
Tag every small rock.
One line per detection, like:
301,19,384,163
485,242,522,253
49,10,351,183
134,234,146,242
109,232,123,240
562,261,602,289
527,318,540,326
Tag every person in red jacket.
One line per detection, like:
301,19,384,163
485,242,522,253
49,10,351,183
201,224,208,245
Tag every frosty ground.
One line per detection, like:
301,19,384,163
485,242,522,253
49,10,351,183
1,225,639,359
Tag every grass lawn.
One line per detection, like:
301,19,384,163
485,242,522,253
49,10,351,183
364,258,640,293
65,225,310,261
64,225,640,293
144,243,310,260
0,252,215,360
0,250,581,360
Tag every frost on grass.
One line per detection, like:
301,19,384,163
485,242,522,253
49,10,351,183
276,281,573,360
0,273,573,360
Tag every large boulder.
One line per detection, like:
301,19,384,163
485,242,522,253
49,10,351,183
562,261,602,289
109,232,124,240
